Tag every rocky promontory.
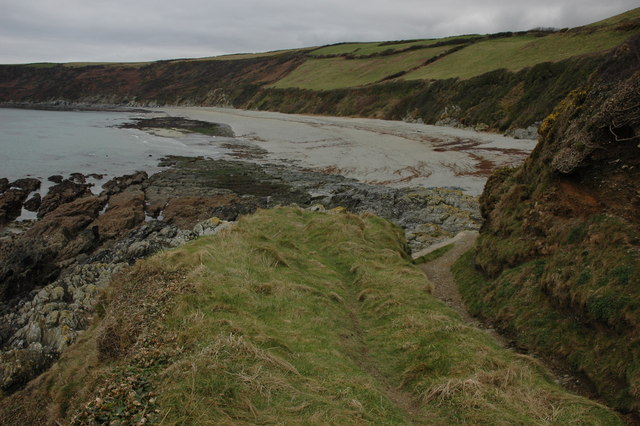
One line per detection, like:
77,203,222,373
0,156,480,393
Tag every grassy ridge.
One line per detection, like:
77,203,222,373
0,208,619,424
453,37,640,414
308,35,481,57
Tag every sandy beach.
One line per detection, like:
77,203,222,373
162,107,537,195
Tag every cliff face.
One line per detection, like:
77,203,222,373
462,36,640,412
0,44,617,132
0,53,306,107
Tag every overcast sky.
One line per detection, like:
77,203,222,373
0,0,637,64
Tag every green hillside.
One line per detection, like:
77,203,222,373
0,208,619,424
272,8,640,89
308,35,482,57
270,45,451,90
452,33,640,413
402,30,633,80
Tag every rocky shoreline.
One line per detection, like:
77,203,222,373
0,152,480,394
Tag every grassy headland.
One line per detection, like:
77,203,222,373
0,208,620,424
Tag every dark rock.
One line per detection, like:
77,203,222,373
0,349,56,392
0,195,105,301
10,178,40,193
87,173,104,180
23,194,42,212
145,200,165,218
120,116,234,137
90,220,195,265
101,171,148,196
162,194,261,229
69,173,86,184
38,179,92,218
0,190,28,226
146,156,479,250
146,157,310,208
47,175,63,184
0,178,9,193
91,190,146,240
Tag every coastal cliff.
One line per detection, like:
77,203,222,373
2,8,639,133
455,35,640,413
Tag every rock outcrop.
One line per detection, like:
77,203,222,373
0,195,105,301
150,156,481,250
462,36,640,412
37,179,93,218
90,190,146,240
0,178,42,226
0,218,230,392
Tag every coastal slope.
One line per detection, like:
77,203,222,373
454,35,640,413
0,208,619,424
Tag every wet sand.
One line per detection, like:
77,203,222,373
162,107,538,195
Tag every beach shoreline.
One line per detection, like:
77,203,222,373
160,106,538,195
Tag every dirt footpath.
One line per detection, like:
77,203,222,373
416,231,507,346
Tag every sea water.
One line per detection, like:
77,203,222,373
0,108,236,220
0,108,231,184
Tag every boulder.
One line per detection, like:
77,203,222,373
47,175,63,184
10,178,41,193
101,171,148,196
0,178,9,193
38,179,93,218
0,349,55,392
0,196,105,300
69,173,86,184
0,190,28,226
23,193,42,212
91,190,146,240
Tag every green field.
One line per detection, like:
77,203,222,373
309,35,481,57
270,45,451,90
403,29,636,80
268,8,639,91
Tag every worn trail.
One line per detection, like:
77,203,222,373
416,231,507,345
417,232,609,406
